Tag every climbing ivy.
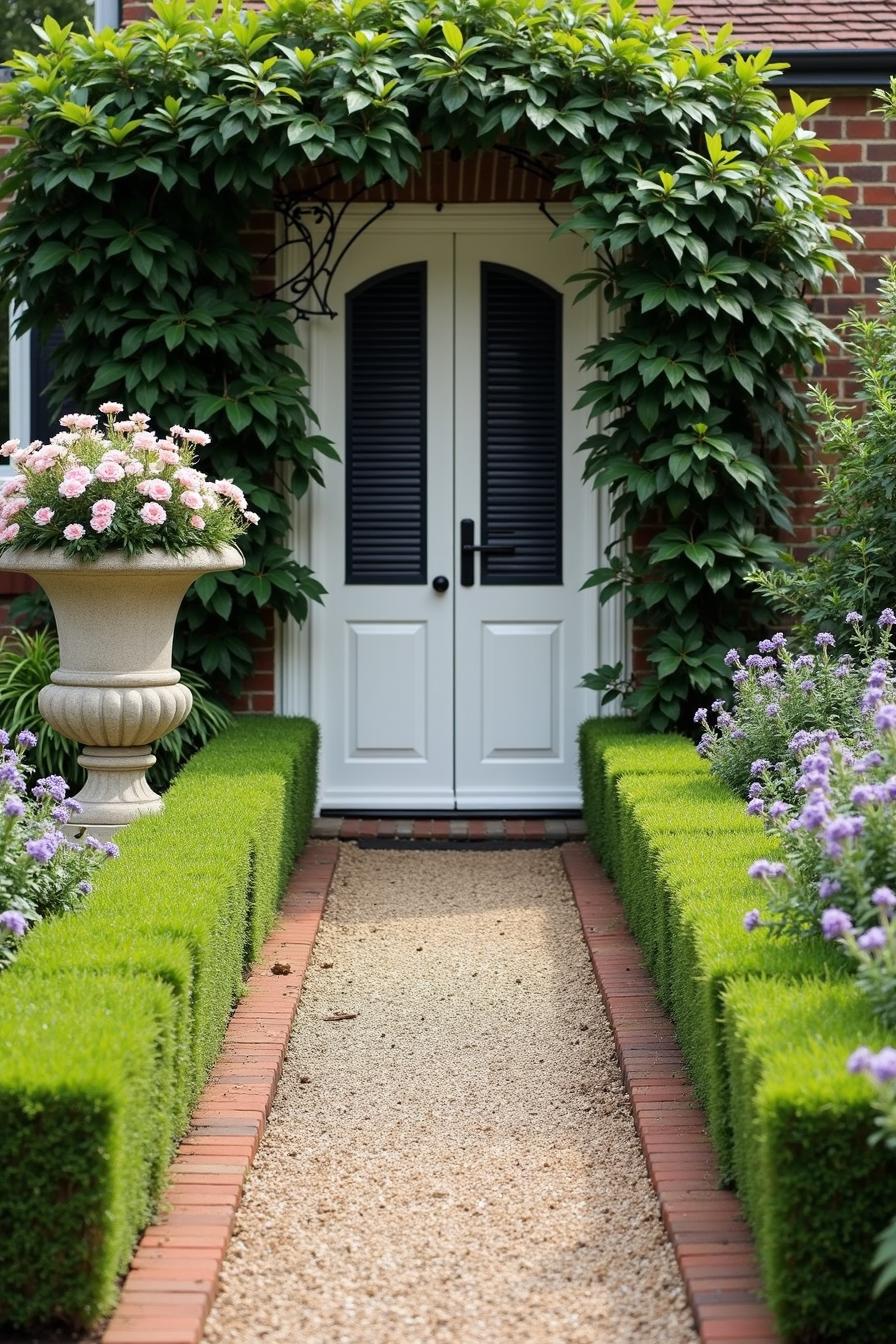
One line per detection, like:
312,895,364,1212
0,0,855,718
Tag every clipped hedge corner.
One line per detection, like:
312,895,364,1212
0,715,318,1330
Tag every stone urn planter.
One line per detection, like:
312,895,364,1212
0,545,243,836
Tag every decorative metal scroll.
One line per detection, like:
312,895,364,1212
268,145,560,322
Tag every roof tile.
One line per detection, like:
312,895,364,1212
679,1,896,50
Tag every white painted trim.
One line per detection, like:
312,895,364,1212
5,305,30,475
93,0,121,26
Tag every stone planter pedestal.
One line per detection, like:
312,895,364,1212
0,545,243,837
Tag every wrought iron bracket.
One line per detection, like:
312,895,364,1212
268,146,560,323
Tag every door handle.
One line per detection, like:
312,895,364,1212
460,518,517,587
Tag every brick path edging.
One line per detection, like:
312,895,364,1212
312,816,586,841
100,840,339,1344
560,842,780,1344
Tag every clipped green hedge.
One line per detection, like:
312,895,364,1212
0,716,319,1330
579,718,896,1341
725,979,896,1342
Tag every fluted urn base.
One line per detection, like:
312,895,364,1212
0,545,244,836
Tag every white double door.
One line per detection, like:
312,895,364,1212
310,209,600,810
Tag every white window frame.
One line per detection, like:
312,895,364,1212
6,1,121,470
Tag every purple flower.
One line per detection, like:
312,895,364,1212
3,796,24,818
32,775,69,803
799,680,816,693
878,609,896,629
765,703,780,718
76,881,93,896
750,759,771,776
748,782,764,798
815,632,836,648
696,733,712,757
743,908,762,932
693,708,709,725
871,1048,896,1083
724,648,741,668
25,834,59,864
768,800,791,819
846,611,863,625
745,654,763,669
793,655,815,670
789,730,813,754
873,886,896,909
858,927,888,952
819,877,842,900
0,730,8,747
800,799,830,831
854,751,884,773
848,1045,874,1074
103,841,120,859
84,835,104,851
863,687,884,713
0,910,27,937
850,784,879,807
747,798,765,815
875,705,896,733
748,859,787,881
821,907,854,940
16,729,37,749
0,764,25,792
833,663,851,679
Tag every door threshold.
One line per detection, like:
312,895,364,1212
319,809,584,819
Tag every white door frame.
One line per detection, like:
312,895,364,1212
277,204,629,807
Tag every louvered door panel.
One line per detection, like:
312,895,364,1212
346,263,427,584
480,263,562,585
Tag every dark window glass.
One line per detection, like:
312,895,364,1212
346,264,427,584
480,263,562,585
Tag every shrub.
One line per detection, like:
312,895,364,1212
724,977,896,1340
695,617,895,800
0,715,318,1330
0,728,111,968
748,265,896,640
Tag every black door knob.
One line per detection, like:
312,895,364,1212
432,575,449,593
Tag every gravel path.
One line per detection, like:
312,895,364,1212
203,844,696,1344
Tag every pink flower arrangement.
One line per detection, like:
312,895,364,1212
0,408,256,558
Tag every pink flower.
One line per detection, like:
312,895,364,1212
64,465,92,486
184,428,211,446
101,449,129,464
213,479,247,510
180,490,204,510
189,515,206,531
169,424,187,438
139,502,166,525
58,478,87,499
95,460,125,484
91,498,116,518
90,513,112,533
1,439,20,457
99,401,124,415
130,412,151,430
157,449,180,465
2,497,29,519
146,479,171,502
244,510,260,525
28,453,55,474
174,468,203,490
114,419,135,433
1,476,25,497
132,431,157,453
63,523,85,541
124,461,144,476
33,507,54,525
0,523,20,543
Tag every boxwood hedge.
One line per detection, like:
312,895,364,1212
0,715,318,1330
579,717,896,1341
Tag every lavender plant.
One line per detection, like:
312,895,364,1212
0,729,113,969
695,611,894,799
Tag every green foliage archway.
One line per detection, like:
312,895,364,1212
0,0,855,720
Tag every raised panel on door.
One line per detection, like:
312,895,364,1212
309,231,455,810
454,230,599,809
